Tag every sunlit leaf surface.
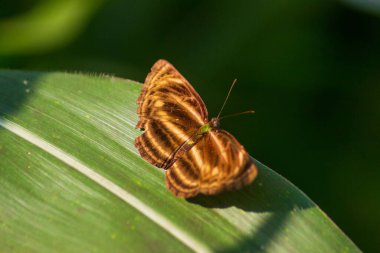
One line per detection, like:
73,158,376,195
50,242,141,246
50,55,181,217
0,71,360,252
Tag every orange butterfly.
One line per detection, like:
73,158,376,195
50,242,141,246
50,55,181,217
135,60,257,198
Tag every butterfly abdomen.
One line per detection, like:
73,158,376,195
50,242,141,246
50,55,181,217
162,127,208,170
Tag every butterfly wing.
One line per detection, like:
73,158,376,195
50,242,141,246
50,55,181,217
165,130,258,198
135,60,208,168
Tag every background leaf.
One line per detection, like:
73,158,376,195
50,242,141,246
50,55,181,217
0,71,360,252
0,0,103,55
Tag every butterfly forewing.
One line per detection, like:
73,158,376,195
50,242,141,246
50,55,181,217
135,60,208,168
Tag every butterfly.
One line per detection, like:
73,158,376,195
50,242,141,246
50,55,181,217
135,59,257,198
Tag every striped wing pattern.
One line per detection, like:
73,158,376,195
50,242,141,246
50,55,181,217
135,59,258,197
166,130,257,198
135,60,208,168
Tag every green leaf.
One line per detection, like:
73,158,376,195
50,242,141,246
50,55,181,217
0,71,360,253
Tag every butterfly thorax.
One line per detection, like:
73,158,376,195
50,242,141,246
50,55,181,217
196,118,220,138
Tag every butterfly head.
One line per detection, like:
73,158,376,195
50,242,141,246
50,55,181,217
210,117,220,129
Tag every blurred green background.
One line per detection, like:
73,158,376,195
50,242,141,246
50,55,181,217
1,0,379,252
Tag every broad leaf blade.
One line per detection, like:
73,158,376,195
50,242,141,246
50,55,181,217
0,71,360,252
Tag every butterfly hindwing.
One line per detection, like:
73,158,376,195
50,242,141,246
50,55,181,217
135,60,208,168
165,130,257,198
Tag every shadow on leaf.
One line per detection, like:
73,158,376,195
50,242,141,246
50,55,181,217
188,159,315,252
188,159,314,213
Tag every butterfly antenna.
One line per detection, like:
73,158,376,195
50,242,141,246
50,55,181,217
219,110,255,120
217,78,237,119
